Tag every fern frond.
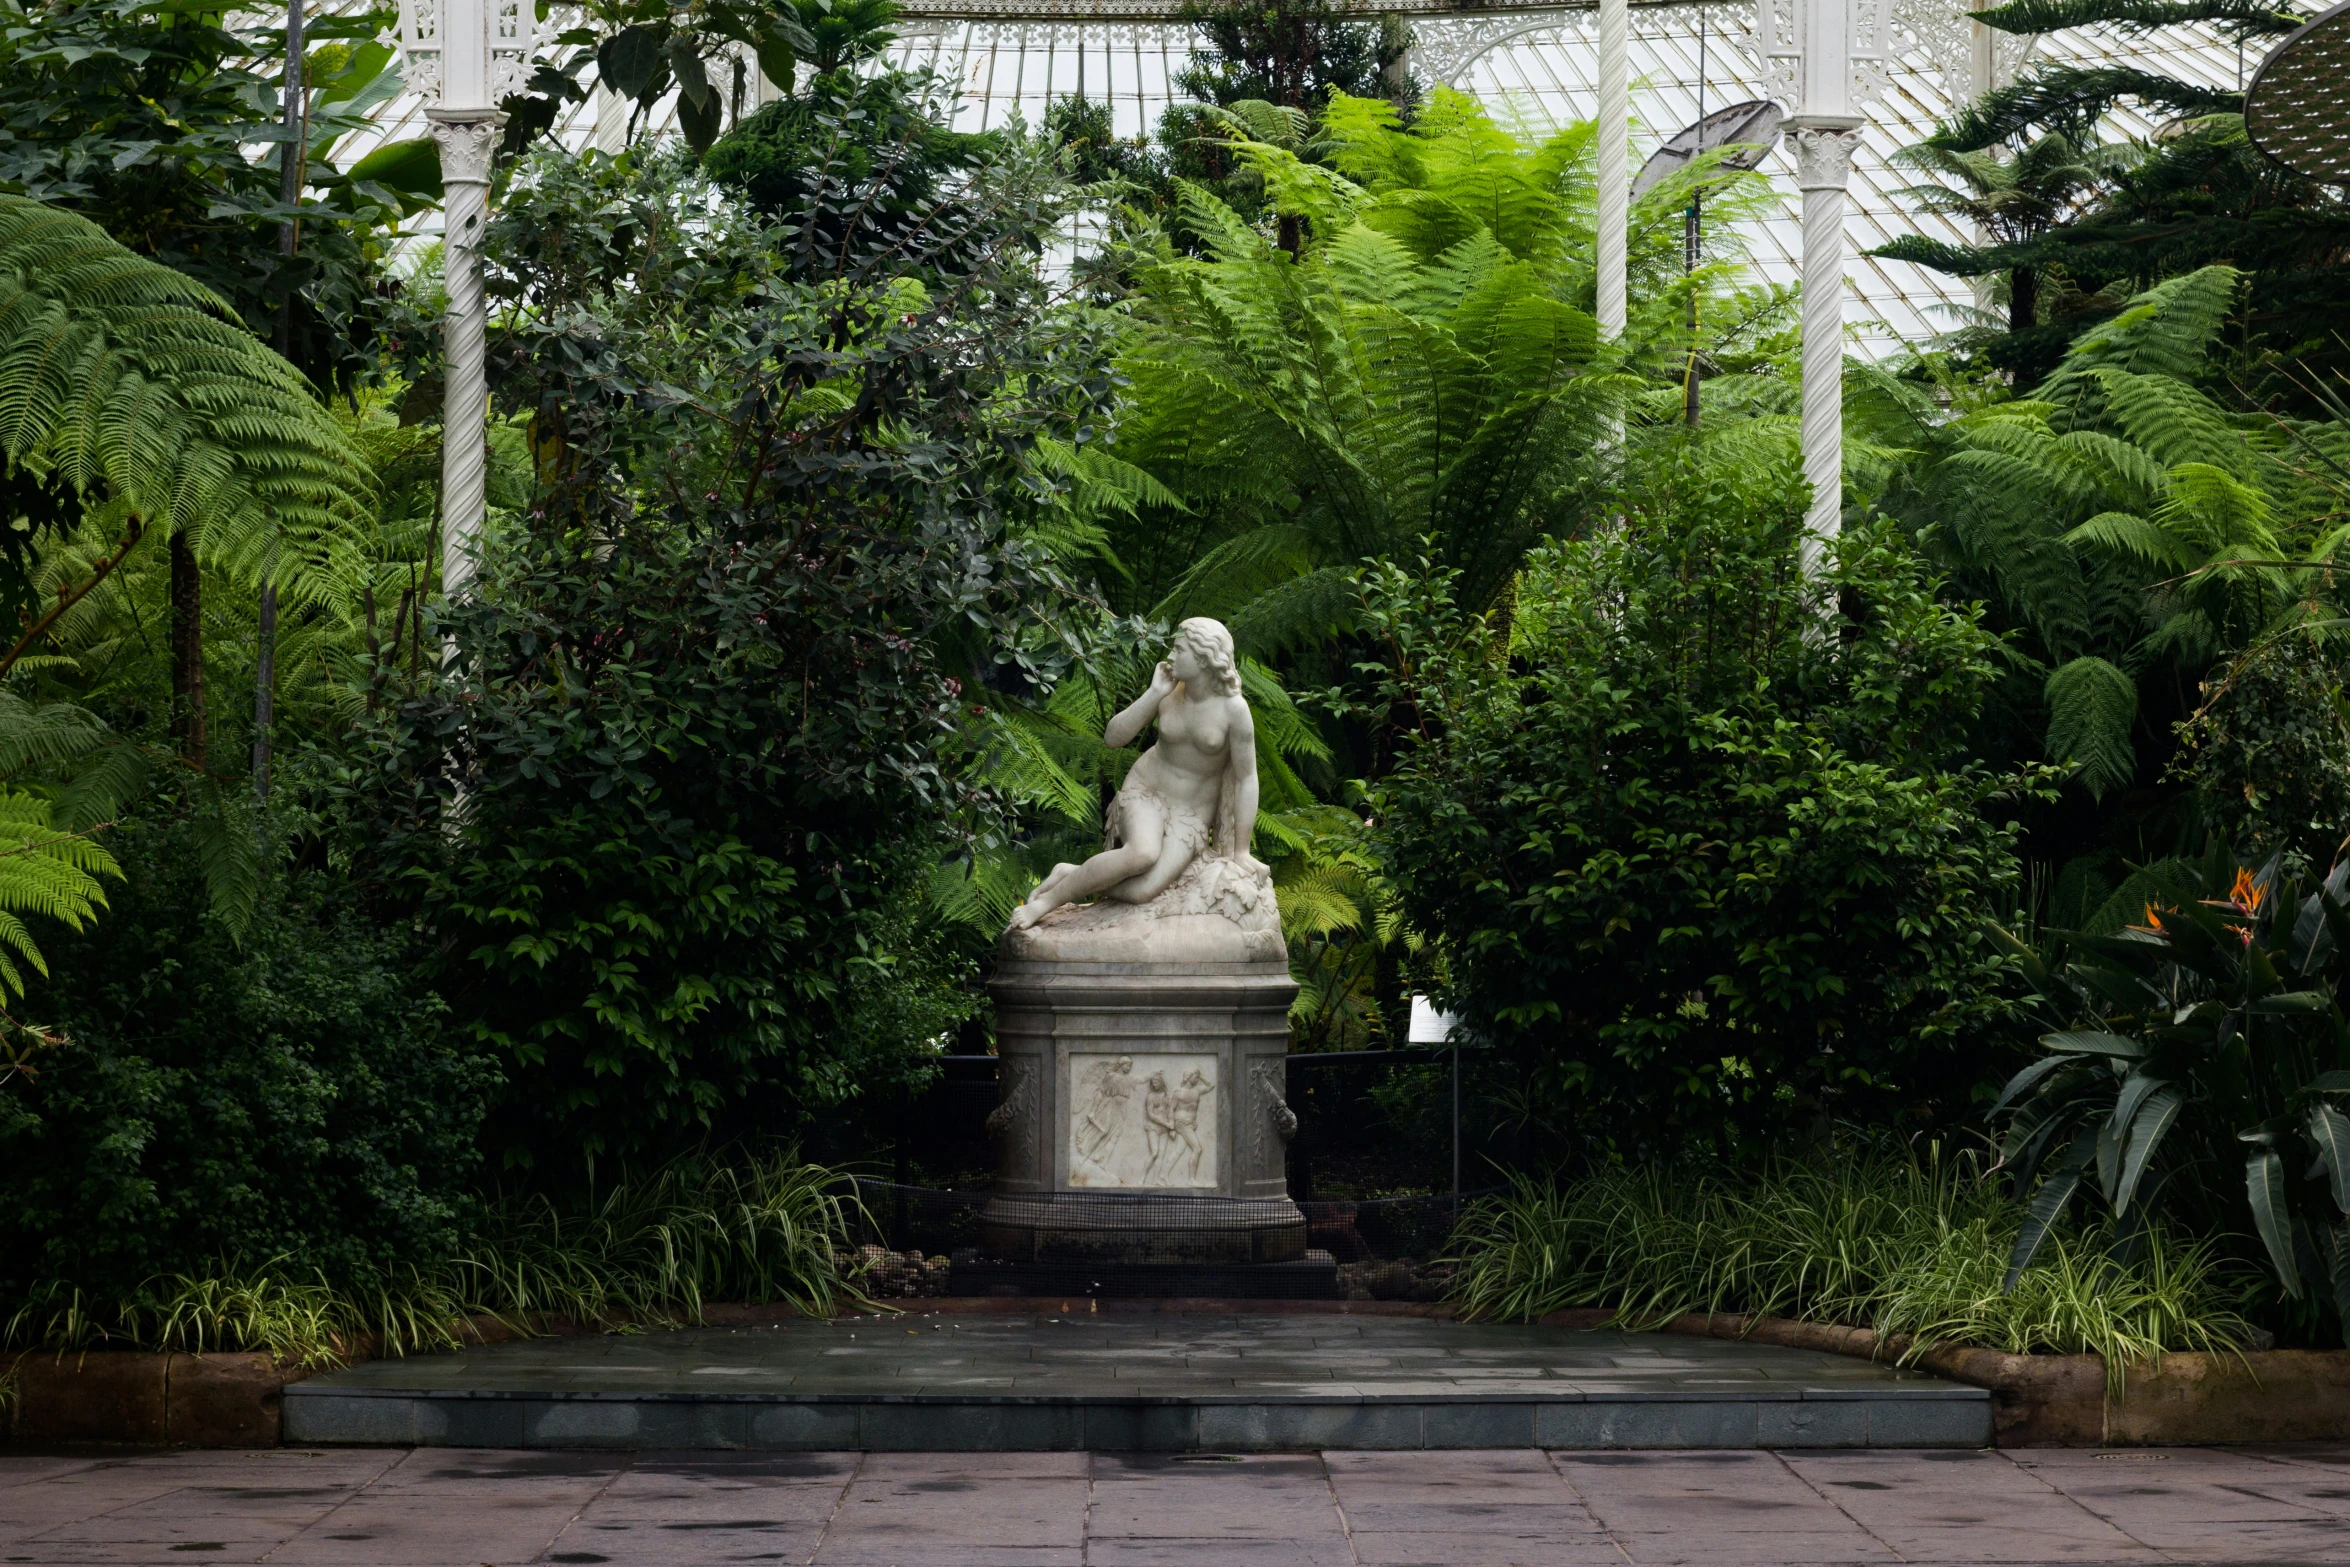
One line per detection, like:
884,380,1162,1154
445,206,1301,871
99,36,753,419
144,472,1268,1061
0,786,119,996
2045,655,2138,799
0,196,372,607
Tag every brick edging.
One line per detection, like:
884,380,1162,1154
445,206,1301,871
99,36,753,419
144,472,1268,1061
1529,1307,2350,1447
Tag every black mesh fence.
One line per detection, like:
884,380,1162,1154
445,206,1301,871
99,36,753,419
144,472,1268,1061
839,1047,1516,1301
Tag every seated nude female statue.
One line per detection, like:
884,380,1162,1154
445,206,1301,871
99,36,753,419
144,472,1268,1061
1008,617,1260,931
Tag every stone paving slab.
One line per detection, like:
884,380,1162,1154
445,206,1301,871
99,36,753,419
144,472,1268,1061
284,1316,1990,1452
7,1444,2350,1564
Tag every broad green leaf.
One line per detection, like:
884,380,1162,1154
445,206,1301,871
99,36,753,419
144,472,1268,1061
669,39,712,111
2042,1029,2145,1059
2246,1147,2303,1297
2330,1222,2350,1339
2006,1126,2096,1290
2249,991,2332,1015
2108,1071,2168,1140
599,25,667,101
2113,1086,2181,1216
2309,1103,2350,1214
1990,1052,2074,1117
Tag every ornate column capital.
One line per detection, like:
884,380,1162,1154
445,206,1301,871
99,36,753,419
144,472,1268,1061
1785,120,1864,192
426,108,506,186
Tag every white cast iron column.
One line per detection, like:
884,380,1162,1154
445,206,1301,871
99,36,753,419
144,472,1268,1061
1596,0,1629,337
427,110,502,599
1787,121,1860,566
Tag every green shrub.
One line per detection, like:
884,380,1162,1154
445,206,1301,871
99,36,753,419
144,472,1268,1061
1446,1149,2255,1381
704,71,992,275
359,142,1113,1172
1364,470,2042,1159
0,813,494,1304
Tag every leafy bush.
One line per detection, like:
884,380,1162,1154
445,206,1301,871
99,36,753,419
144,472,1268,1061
1447,1149,2254,1377
0,814,493,1304
705,72,992,274
356,143,1114,1171
366,499,1000,1170
2176,636,2350,877
1994,845,2350,1343
1364,464,2040,1159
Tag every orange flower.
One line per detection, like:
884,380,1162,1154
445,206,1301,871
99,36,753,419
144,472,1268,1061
2230,866,2266,916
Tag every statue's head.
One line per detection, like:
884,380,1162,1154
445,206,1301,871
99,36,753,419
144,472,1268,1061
1149,1071,1168,1090
1169,617,1242,699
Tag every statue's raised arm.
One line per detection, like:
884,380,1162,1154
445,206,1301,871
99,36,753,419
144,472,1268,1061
1007,618,1272,946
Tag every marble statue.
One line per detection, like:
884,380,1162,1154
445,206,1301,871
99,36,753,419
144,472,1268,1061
1002,618,1283,965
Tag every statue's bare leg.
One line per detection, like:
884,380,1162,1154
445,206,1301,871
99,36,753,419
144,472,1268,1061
1106,833,1198,905
1010,798,1168,929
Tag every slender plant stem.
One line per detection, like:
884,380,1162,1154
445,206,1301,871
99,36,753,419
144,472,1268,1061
0,512,147,681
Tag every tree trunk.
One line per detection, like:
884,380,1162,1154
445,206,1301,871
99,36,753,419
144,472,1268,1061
1277,213,1302,256
169,530,206,770
2010,265,2038,334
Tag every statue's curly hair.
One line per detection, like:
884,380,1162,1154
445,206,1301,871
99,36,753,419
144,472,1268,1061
1171,617,1242,698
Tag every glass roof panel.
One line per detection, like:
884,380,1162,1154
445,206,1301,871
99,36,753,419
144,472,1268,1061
319,1,2263,354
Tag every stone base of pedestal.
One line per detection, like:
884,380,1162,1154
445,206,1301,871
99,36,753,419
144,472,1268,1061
977,1192,1310,1266
949,1248,1339,1300
985,956,1298,1204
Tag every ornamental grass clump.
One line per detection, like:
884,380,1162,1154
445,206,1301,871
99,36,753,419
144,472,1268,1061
1446,1147,2254,1381
3,1150,866,1368
455,1151,864,1330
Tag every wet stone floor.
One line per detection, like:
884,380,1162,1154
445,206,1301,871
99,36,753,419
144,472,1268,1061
300,1316,1970,1401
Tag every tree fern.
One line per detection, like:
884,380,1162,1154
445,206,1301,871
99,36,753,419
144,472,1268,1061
0,196,370,613
2049,267,2244,391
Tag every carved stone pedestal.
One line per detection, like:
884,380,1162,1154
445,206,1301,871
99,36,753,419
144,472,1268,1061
979,931,1310,1276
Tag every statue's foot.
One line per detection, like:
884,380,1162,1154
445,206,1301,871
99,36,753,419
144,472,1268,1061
1008,901,1045,931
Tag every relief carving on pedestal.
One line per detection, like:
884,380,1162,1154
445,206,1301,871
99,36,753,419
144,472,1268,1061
986,1055,1041,1181
1067,1053,1219,1188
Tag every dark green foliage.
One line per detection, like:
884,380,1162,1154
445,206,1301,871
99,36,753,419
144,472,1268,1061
356,144,1115,1171
1045,95,1164,191
571,0,830,155
0,0,408,392
0,813,490,1303
1361,465,2038,1161
1446,1150,2254,1370
1156,0,1415,217
1874,0,2350,385
1966,0,2301,37
704,70,993,274
1852,267,2350,953
1170,0,1410,113
367,525,990,1168
2176,635,2350,876
1992,846,2350,1342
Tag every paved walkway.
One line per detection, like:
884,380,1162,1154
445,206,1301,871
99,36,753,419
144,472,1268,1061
6,1443,2350,1565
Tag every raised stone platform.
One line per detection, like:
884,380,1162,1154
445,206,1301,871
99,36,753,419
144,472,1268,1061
283,1313,1992,1452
